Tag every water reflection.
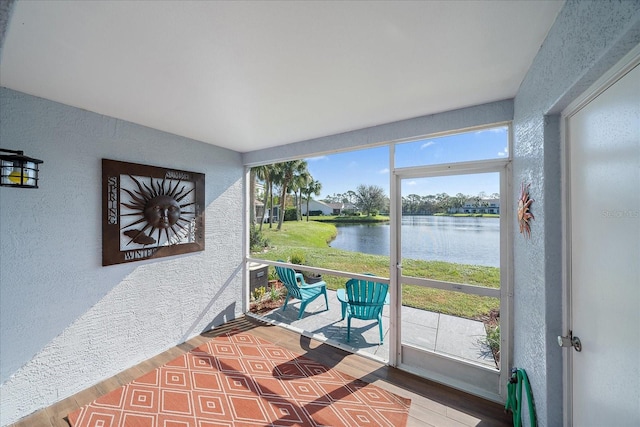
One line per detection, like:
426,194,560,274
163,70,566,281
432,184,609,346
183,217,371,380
330,216,499,267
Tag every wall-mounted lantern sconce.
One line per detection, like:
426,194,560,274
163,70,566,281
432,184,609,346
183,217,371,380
0,148,44,188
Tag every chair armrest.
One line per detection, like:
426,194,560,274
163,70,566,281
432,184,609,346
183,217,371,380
300,281,326,289
336,288,347,303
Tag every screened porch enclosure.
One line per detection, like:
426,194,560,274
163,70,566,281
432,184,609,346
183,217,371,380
247,124,511,402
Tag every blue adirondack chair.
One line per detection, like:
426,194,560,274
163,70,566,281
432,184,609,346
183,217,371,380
337,278,389,344
275,265,328,319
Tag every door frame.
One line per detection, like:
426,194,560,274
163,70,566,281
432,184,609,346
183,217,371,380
389,148,513,402
560,44,640,427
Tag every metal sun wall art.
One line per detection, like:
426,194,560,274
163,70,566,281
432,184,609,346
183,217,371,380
518,182,534,239
102,159,205,266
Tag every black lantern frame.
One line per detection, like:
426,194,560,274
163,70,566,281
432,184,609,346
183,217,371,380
0,148,44,189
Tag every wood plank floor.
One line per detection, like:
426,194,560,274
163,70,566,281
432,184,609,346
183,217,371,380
10,316,512,427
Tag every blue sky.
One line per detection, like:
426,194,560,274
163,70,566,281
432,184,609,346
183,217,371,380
306,126,508,199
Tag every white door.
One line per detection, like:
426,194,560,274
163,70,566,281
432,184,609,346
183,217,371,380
564,55,639,426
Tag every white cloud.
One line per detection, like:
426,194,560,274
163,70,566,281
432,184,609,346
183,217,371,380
379,168,389,174
497,147,509,157
306,155,328,162
420,141,435,149
406,180,417,186
476,126,508,134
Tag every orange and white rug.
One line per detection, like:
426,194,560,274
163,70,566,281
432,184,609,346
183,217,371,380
67,331,410,426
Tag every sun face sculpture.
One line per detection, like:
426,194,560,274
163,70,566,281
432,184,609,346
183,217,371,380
120,175,196,247
518,182,534,239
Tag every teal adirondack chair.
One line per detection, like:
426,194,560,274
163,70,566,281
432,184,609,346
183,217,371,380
337,279,389,344
275,265,328,319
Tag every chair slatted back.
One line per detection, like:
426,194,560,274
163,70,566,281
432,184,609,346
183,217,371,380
345,279,388,320
275,265,302,299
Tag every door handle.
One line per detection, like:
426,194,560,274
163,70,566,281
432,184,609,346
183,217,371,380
558,332,582,352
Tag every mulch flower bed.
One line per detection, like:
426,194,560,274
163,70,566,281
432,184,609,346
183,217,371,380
249,280,286,314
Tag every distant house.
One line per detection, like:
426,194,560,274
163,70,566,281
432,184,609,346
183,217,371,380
301,199,335,215
254,200,265,221
314,202,359,215
326,202,344,215
265,205,280,222
341,203,358,215
449,199,500,215
254,200,280,223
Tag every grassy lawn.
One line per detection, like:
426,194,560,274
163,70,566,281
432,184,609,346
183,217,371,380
252,220,500,320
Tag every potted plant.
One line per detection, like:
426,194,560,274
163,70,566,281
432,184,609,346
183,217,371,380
304,271,323,284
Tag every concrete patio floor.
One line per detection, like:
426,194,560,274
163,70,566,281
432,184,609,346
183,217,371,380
252,289,496,369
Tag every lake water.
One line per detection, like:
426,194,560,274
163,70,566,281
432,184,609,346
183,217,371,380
330,216,500,267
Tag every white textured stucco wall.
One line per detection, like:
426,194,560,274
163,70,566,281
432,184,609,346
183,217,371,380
512,1,640,426
0,88,245,425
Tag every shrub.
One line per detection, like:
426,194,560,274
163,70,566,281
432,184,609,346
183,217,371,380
284,207,298,221
486,324,500,352
289,250,306,265
269,286,281,301
250,227,269,252
252,286,266,302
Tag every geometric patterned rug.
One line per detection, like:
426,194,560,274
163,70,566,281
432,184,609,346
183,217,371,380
67,330,410,426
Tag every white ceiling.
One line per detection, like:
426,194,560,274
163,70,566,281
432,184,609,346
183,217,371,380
0,1,563,153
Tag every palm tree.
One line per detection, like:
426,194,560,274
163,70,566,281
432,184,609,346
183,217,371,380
276,160,308,230
290,169,311,221
268,164,283,229
249,167,257,225
253,165,271,231
302,179,322,221
345,190,357,205
254,164,282,229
